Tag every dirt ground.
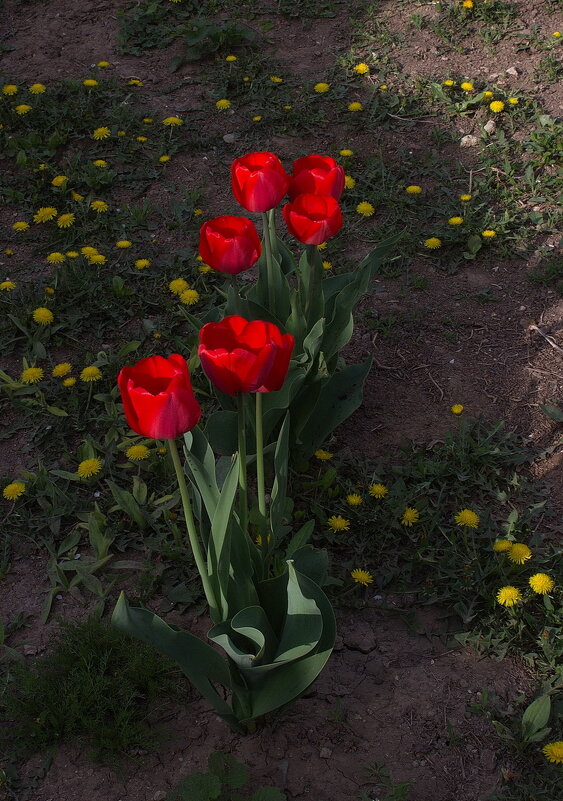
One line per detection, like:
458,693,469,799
1,1,561,799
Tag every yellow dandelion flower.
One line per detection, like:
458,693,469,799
29,83,46,94
52,362,72,378
401,507,420,526
57,213,75,228
117,130,126,137
322,260,332,270
450,404,464,415
180,288,199,305
169,278,189,295
448,216,464,225
463,0,474,8
455,508,479,528
159,155,171,163
0,281,16,291
356,201,375,216
198,263,212,273
226,55,237,62
348,101,363,112
143,117,153,124
482,91,494,100
508,97,519,105
496,586,522,607
215,99,231,109
134,258,151,270
490,100,505,113
46,252,65,264
77,457,103,478
353,63,370,75
20,367,44,384
327,515,350,532
90,200,108,213
317,242,327,250
65,251,79,259
32,307,54,325
482,229,496,239
345,175,356,189
194,208,203,216
460,194,472,202
88,254,106,265
443,80,455,87
15,104,32,114
80,365,102,382
3,481,26,501
136,136,148,143
529,573,554,594
33,206,57,223
71,191,84,201
405,185,423,194
340,149,354,156
63,377,76,387
97,61,110,68
552,32,561,38
80,246,98,256
116,240,132,248
2,84,18,95
369,483,388,499
424,237,442,249
252,115,262,122
127,79,143,86
346,493,363,506
12,221,29,232
351,569,373,586
378,84,388,90
4,249,14,256
508,543,532,564
92,126,110,140
45,286,55,294
83,79,98,87
460,81,474,91
314,449,333,461
92,159,108,167
542,742,563,764
126,444,150,461
493,539,512,552
314,82,330,93
270,75,283,83
162,116,183,126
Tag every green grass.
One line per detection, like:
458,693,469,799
0,617,183,762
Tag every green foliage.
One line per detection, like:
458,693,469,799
0,617,181,761
166,751,286,801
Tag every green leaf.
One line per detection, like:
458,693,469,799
46,405,68,417
205,410,239,455
521,695,551,741
106,480,146,530
166,772,221,801
286,520,315,557
207,752,248,790
250,789,287,801
540,404,563,422
270,413,290,541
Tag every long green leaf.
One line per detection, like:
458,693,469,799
270,413,290,542
106,480,146,530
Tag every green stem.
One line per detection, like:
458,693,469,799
262,211,275,312
236,394,248,534
305,244,321,324
255,392,266,522
267,208,280,264
229,275,242,316
167,438,218,618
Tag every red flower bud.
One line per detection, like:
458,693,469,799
118,354,201,439
199,216,262,275
288,155,345,201
231,151,289,212
199,316,294,395
282,193,343,245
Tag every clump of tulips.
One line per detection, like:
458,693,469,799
113,151,394,732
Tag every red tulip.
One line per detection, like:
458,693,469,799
283,193,343,245
231,152,289,212
288,155,345,201
199,216,262,275
118,354,201,439
199,316,294,395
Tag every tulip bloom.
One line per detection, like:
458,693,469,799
288,155,345,201
231,151,289,212
118,354,201,439
283,193,343,245
199,216,262,275
199,316,294,395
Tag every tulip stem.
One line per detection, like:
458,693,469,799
236,394,248,534
267,208,280,266
229,275,242,316
255,392,266,523
262,211,275,312
167,438,218,621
